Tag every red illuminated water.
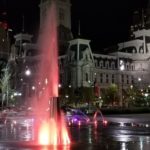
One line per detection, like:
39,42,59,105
34,1,70,146
93,110,105,122
93,110,108,126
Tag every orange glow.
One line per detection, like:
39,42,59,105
38,117,70,146
38,121,50,145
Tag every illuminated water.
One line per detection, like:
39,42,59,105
1,125,150,150
93,110,105,121
34,1,70,145
1,114,150,149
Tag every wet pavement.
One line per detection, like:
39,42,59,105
1,114,150,150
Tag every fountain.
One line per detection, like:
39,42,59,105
0,1,70,148
34,0,70,146
93,109,108,126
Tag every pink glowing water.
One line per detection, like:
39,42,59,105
93,109,107,125
34,1,70,145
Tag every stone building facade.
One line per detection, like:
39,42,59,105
6,0,150,105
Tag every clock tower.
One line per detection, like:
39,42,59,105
39,0,73,54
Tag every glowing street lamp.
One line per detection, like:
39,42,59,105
25,69,31,76
58,84,62,88
119,60,125,107
24,68,31,100
32,86,35,90
138,77,142,90
145,93,148,97
65,95,69,99
130,85,133,89
145,93,149,106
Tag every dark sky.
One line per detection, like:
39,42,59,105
0,0,149,51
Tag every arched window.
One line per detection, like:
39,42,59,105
106,74,109,83
112,74,114,83
95,60,98,67
105,61,109,69
85,73,88,82
100,73,103,83
100,61,103,69
111,62,115,69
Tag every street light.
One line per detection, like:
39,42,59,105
58,84,62,88
24,68,31,103
32,86,35,90
138,77,142,90
65,95,69,105
144,93,149,106
32,86,37,102
145,93,148,97
65,95,69,99
119,60,125,107
25,69,31,76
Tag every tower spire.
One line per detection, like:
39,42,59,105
22,15,25,32
78,20,81,36
142,8,145,28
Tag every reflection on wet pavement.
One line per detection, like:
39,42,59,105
0,122,150,149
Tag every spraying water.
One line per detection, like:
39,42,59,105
93,109,108,126
34,1,70,145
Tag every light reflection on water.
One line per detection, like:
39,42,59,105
121,142,126,150
1,125,150,150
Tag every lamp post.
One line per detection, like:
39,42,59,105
32,85,36,96
144,93,149,106
119,60,125,107
65,95,69,105
25,68,31,76
31,85,38,104
138,77,142,90
24,68,31,104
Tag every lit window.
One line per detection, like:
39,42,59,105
100,61,103,69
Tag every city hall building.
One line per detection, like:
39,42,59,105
1,0,150,104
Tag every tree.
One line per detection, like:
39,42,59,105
82,87,95,104
124,86,137,107
124,86,150,107
102,84,119,106
0,67,11,109
59,86,76,106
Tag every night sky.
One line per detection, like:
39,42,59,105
0,0,149,52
